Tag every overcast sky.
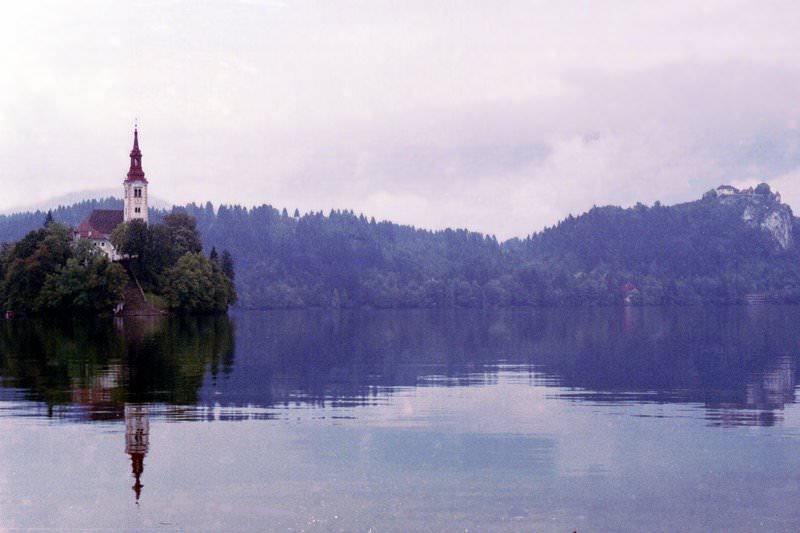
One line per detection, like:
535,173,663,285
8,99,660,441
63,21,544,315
1,1,799,238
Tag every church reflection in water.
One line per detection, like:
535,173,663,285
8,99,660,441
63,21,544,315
3,306,800,508
125,404,150,502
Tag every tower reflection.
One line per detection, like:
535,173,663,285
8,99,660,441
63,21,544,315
124,403,149,502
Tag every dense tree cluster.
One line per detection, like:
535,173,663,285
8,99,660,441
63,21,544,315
111,213,236,313
0,211,235,315
0,223,127,313
0,186,798,309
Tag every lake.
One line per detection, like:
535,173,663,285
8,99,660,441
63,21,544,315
1,306,800,531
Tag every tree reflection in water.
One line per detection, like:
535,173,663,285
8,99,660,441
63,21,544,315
0,314,234,503
0,314,234,413
0,307,798,424
1,307,800,502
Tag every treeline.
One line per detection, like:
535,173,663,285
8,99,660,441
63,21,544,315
181,203,508,308
179,189,800,308
0,198,130,242
1,187,799,309
514,191,800,305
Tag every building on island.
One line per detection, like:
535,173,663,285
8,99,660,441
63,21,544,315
73,127,150,259
122,127,149,224
72,209,124,260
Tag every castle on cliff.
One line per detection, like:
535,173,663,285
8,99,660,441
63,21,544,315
73,127,150,259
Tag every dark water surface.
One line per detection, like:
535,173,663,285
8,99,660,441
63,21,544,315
1,306,800,531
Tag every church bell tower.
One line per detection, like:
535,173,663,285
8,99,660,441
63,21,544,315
123,126,149,223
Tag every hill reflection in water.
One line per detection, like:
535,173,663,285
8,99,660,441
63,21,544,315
0,306,797,427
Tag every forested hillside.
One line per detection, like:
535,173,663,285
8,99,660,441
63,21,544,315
2,184,798,308
513,185,800,305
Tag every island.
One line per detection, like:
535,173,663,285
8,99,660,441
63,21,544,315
0,128,235,316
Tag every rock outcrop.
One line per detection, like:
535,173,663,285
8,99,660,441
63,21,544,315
714,184,794,250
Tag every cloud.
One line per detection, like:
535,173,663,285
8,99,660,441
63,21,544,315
2,1,800,238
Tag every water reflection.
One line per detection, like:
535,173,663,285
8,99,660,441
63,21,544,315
1,307,800,529
0,314,234,417
0,306,798,428
205,307,800,427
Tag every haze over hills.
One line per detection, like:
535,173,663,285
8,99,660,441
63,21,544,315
1,189,173,216
0,184,798,308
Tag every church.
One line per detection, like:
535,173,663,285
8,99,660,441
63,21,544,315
73,127,149,259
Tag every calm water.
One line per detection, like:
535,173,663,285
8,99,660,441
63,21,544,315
1,306,800,531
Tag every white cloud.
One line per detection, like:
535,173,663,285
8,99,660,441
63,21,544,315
1,1,799,237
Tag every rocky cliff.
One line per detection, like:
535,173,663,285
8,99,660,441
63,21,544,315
712,184,794,250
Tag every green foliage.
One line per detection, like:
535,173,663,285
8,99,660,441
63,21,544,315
1,190,798,310
37,254,127,312
1,211,234,315
164,212,203,257
0,224,125,313
1,223,74,312
109,213,235,313
111,212,206,292
144,292,168,310
163,252,236,313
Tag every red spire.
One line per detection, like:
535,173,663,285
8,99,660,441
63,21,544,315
125,126,148,183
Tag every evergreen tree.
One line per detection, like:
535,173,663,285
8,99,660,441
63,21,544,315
220,250,234,281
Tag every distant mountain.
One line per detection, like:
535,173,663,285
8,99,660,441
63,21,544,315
1,184,798,308
1,189,172,216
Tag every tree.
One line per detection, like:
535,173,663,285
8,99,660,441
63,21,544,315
163,252,236,312
209,246,218,264
37,253,127,312
111,219,149,260
163,212,202,258
43,210,54,227
220,249,234,281
1,224,72,312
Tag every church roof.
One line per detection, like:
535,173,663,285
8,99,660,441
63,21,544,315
125,127,148,184
74,209,124,240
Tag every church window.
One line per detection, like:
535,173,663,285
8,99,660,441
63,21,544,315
134,188,142,198
135,207,141,213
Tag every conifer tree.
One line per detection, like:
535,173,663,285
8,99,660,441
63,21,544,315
220,250,235,281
